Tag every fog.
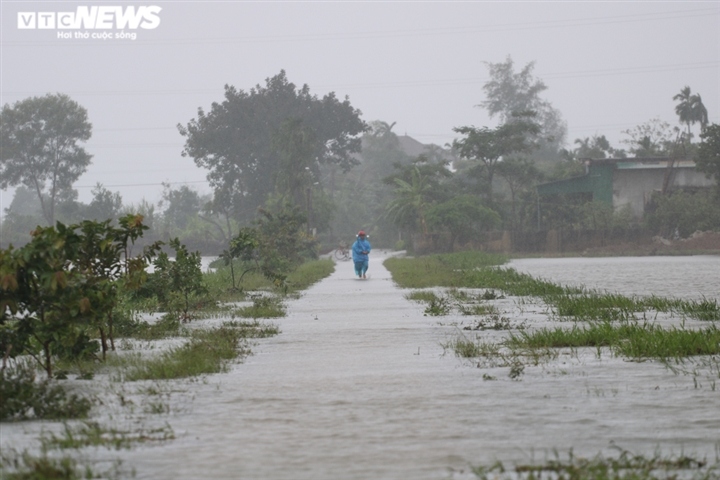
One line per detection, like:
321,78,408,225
1,2,718,207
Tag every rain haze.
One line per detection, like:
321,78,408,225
1,1,718,208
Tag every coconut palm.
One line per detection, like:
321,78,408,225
674,86,709,139
385,165,434,238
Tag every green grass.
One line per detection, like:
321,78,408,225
384,251,507,288
551,293,643,321
507,322,720,360
443,336,499,358
405,290,440,303
234,296,286,318
40,421,174,450
124,326,252,381
680,297,720,321
285,259,335,291
385,252,578,297
204,258,335,298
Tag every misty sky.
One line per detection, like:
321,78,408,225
1,1,718,210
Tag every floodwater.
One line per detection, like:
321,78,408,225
509,255,720,301
3,253,720,479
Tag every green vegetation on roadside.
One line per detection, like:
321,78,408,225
388,251,720,381
508,322,720,359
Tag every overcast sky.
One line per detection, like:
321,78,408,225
1,1,719,209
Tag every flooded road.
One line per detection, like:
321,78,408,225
110,253,719,479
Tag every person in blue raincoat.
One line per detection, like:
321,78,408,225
351,230,371,279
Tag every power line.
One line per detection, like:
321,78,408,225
3,61,717,98
2,7,717,47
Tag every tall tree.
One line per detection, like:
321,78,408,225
159,183,201,232
480,56,566,161
495,156,539,229
674,86,709,139
85,183,123,222
453,113,540,203
621,118,677,157
178,71,367,226
566,135,626,160
0,94,92,225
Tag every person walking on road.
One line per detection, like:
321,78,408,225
351,230,371,279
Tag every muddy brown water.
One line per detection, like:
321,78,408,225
3,253,719,479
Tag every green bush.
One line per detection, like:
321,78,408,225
0,363,93,421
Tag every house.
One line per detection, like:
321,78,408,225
536,157,715,218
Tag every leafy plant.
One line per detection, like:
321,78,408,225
0,362,93,421
148,238,208,320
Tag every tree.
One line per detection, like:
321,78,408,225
495,157,539,229
384,160,450,239
453,113,540,203
85,183,123,222
674,86,709,139
426,195,500,251
0,94,92,225
159,183,201,232
150,238,207,320
270,118,318,221
565,135,626,160
696,124,720,193
1,215,158,376
178,71,367,226
480,56,566,162
621,118,677,157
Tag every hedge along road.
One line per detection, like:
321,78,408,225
120,250,720,480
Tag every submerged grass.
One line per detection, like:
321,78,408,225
124,325,257,381
507,322,720,360
471,447,719,480
41,421,174,450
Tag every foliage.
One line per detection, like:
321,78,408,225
384,162,448,238
453,112,540,203
84,183,122,223
0,215,156,377
426,195,501,250
178,70,367,225
0,361,92,421
1,223,96,378
562,134,626,161
0,93,92,225
148,238,208,319
621,118,678,157
645,189,720,237
124,326,251,381
158,183,201,233
250,206,318,284
494,156,540,228
235,296,285,319
480,56,567,161
696,123,720,192
674,86,709,139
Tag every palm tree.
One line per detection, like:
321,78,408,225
385,165,433,238
674,86,709,139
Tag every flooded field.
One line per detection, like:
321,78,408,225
2,253,719,479
509,255,720,301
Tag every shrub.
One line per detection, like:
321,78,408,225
0,362,93,421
